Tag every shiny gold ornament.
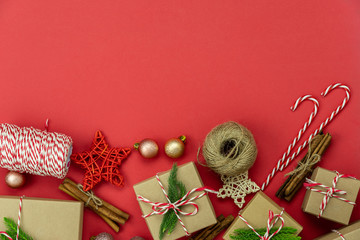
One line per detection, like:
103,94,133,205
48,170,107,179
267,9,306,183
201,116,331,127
165,135,186,159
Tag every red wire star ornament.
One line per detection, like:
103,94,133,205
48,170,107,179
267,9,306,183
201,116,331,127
71,131,131,191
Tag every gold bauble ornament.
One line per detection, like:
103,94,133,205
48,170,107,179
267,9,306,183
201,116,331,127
165,135,186,158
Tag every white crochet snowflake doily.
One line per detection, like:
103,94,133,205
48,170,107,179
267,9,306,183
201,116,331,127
217,171,260,208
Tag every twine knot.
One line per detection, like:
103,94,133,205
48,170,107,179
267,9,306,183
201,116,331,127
326,187,335,198
77,184,103,209
286,136,322,177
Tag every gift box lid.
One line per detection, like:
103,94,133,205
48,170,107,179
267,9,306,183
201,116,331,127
302,167,360,225
314,220,360,240
133,162,217,240
0,196,83,240
223,191,303,240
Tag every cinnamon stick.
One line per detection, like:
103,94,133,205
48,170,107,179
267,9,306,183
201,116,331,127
63,178,129,220
283,134,331,201
276,133,325,199
284,133,331,196
276,132,331,201
62,181,126,225
204,215,234,240
59,184,120,232
189,215,225,240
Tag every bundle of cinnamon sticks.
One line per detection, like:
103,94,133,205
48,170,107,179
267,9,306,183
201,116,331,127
276,132,331,201
189,214,234,240
59,178,129,232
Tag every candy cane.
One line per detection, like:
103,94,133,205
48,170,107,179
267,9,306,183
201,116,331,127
261,83,351,190
261,95,319,190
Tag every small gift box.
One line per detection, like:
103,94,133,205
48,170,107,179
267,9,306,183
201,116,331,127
0,196,83,240
302,167,360,225
133,162,217,240
223,191,302,240
314,220,360,240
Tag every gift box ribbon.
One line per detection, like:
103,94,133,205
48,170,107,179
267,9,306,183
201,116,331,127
137,174,218,236
238,209,285,240
0,196,25,240
304,171,357,217
332,229,346,240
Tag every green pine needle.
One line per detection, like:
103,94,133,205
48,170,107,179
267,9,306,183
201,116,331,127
2,217,33,240
159,163,187,240
230,227,301,240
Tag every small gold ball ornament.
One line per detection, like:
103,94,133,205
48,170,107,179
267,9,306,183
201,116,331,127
165,135,186,159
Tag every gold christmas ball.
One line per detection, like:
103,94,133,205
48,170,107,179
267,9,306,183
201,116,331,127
5,171,26,188
165,136,186,159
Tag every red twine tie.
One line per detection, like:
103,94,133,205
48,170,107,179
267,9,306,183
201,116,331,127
238,210,285,240
0,196,25,240
137,174,218,236
304,171,357,217
332,230,346,240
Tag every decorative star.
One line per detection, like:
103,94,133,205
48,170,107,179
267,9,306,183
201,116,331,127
71,131,131,191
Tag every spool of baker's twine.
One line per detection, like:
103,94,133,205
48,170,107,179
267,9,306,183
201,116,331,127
0,123,73,178
200,121,257,176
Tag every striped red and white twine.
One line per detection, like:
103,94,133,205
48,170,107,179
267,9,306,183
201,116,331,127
137,174,218,236
304,171,357,217
0,196,25,240
238,209,285,240
261,83,351,190
0,123,73,178
332,229,346,240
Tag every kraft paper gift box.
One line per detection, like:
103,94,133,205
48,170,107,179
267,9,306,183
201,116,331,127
223,191,302,240
314,220,360,240
133,162,217,240
302,167,360,225
0,196,83,240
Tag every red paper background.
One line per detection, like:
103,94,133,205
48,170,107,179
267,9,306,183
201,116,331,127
0,1,359,239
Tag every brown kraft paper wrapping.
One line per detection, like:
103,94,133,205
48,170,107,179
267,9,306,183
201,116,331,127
223,191,303,240
133,162,217,240
314,220,360,240
0,196,83,240
302,167,360,225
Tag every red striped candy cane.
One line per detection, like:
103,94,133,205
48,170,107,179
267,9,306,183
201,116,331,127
261,95,319,190
261,83,351,190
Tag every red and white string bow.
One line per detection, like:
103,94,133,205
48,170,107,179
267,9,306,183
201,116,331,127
304,171,357,217
137,174,218,236
0,196,25,240
238,209,285,240
332,229,346,240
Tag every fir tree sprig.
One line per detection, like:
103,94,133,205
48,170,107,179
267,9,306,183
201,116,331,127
159,163,186,240
230,227,301,240
0,217,33,240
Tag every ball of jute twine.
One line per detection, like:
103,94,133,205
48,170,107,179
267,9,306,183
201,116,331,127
199,121,257,176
